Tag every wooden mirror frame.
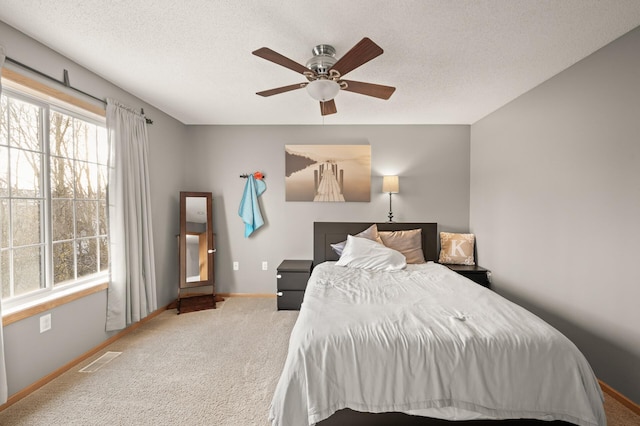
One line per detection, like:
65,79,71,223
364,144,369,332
179,192,215,305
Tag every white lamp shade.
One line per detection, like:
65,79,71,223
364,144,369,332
382,175,399,193
306,79,340,101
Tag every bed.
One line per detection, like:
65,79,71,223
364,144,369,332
269,222,606,426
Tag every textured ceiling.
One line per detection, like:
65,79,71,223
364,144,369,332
1,1,640,125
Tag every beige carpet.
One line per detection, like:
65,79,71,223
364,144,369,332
0,297,298,426
0,297,637,425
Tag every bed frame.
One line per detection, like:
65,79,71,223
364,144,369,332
313,222,439,266
312,221,574,426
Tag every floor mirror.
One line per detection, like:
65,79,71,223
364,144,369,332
178,191,216,313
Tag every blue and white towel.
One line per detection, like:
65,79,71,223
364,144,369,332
238,175,266,237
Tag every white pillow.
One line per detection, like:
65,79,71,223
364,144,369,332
336,235,406,271
330,224,383,256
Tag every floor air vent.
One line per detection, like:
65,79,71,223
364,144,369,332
79,351,122,373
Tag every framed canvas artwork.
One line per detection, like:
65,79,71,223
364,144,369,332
285,145,371,202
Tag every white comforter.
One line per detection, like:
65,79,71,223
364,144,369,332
269,262,606,426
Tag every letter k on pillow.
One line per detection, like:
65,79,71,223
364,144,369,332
438,232,475,265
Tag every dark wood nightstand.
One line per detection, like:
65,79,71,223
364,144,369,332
276,260,313,310
445,264,491,288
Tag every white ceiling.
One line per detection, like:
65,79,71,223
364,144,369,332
1,1,640,125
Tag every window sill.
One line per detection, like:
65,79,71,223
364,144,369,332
2,281,109,327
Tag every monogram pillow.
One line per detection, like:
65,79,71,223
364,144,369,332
439,232,475,265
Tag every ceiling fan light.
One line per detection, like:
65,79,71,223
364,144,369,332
306,79,340,102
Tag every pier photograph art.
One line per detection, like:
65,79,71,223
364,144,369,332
285,145,371,202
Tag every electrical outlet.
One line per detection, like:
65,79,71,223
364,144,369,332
262,261,268,271
40,313,52,333
233,261,239,271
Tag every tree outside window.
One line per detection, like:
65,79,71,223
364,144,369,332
0,87,108,303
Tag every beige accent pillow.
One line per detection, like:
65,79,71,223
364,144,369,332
378,229,426,264
439,232,475,265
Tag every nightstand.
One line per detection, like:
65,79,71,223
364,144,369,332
276,260,313,310
445,264,491,288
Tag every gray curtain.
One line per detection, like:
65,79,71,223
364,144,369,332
0,44,8,404
105,98,157,331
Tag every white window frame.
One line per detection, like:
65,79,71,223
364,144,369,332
1,77,109,316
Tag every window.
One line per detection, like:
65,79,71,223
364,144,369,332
1,80,109,309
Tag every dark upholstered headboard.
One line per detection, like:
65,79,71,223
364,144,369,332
313,222,438,266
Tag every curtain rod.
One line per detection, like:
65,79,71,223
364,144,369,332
4,56,153,124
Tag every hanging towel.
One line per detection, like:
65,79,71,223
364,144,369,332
238,175,267,237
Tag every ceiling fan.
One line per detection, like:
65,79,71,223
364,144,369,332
252,37,396,116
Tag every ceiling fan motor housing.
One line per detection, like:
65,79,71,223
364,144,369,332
306,44,337,76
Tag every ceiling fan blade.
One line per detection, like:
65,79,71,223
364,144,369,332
320,100,337,116
256,83,304,97
330,37,383,77
340,80,396,100
252,47,311,75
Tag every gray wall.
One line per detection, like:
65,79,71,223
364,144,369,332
1,20,187,396
185,125,470,294
470,26,640,402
